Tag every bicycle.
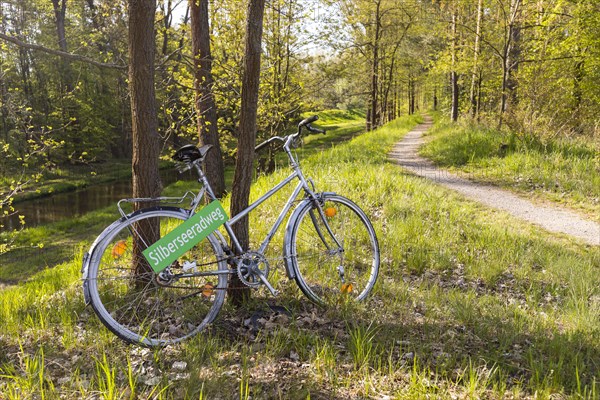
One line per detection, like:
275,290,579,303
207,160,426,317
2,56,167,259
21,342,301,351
82,115,380,347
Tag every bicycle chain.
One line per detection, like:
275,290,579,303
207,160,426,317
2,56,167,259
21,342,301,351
165,255,287,291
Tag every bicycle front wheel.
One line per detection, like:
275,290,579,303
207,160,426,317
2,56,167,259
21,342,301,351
288,194,379,306
85,207,228,347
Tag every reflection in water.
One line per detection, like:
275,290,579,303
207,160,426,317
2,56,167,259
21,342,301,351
2,170,194,232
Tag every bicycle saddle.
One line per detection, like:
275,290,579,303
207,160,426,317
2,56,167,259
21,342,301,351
173,144,213,163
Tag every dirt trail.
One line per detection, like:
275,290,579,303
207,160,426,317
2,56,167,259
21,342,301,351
389,117,600,246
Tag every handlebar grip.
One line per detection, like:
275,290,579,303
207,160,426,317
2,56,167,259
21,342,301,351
298,115,319,127
306,125,326,135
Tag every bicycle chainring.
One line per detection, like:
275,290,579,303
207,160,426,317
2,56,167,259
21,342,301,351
236,252,270,288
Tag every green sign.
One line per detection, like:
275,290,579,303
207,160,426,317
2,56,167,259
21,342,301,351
143,201,228,273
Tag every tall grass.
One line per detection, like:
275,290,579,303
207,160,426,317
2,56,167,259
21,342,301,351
420,116,600,216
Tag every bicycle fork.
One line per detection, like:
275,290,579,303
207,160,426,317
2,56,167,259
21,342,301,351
308,203,346,282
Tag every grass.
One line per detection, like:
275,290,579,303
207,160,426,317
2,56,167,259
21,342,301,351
420,114,600,217
1,112,599,398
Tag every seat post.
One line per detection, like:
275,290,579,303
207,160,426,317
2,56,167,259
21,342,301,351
194,162,218,202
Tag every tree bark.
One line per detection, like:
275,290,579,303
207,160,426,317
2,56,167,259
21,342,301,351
50,0,68,52
573,59,584,133
190,0,225,198
51,0,73,93
450,11,459,122
128,0,161,279
506,0,521,109
499,0,521,128
229,0,266,304
161,0,173,56
367,0,382,131
469,0,483,118
409,75,416,115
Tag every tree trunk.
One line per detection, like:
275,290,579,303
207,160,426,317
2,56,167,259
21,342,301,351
0,5,7,140
50,0,68,52
128,0,161,279
371,1,381,129
382,41,401,123
476,70,482,120
161,0,172,56
367,0,381,131
450,11,459,122
499,0,521,128
229,0,266,304
506,0,521,109
51,0,73,93
409,76,416,115
469,0,483,118
573,59,584,133
190,0,225,197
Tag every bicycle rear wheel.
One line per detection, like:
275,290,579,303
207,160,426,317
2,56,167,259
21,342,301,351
287,194,379,306
84,207,228,347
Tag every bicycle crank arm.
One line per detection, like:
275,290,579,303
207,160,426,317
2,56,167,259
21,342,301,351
255,270,279,296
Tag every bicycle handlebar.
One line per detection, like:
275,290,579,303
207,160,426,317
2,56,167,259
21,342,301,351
298,115,319,128
305,124,326,134
254,136,284,152
254,115,326,152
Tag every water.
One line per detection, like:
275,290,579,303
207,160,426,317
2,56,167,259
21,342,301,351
2,170,196,232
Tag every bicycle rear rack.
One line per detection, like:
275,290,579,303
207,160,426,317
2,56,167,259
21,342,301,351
116,191,199,218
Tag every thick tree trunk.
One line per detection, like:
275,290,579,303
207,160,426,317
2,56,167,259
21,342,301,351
229,0,266,304
190,0,225,197
128,0,161,279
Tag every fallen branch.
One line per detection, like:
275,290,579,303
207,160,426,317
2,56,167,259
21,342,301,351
0,33,127,70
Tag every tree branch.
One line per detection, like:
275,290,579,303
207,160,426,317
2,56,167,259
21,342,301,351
0,33,127,70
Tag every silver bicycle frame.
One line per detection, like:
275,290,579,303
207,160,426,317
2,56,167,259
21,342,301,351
192,144,316,256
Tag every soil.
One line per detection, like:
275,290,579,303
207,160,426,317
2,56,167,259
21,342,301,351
388,117,600,246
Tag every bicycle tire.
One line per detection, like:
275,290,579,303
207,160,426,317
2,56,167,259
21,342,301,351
84,207,228,347
287,194,379,306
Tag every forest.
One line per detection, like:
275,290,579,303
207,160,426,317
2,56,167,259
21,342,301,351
1,0,598,210
0,0,599,398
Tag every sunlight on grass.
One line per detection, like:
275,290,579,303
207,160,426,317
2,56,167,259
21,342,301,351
421,115,600,216
0,112,598,398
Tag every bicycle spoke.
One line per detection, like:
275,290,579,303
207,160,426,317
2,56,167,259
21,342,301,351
289,195,379,305
87,210,227,346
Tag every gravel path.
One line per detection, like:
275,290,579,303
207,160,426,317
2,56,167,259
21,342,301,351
389,117,600,246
